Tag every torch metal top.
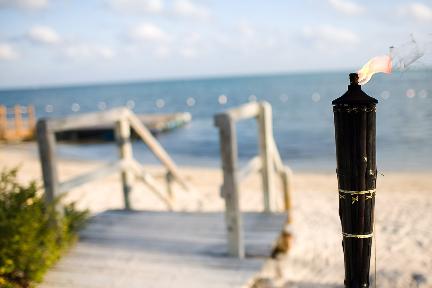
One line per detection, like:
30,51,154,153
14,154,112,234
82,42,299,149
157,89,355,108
349,73,359,85
332,73,378,105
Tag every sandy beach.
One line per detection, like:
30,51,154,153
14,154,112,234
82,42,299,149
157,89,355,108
1,143,431,288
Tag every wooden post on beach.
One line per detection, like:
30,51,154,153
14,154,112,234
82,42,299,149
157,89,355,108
215,114,244,258
0,106,6,139
258,102,275,212
14,105,23,137
333,73,377,288
115,118,133,210
36,119,59,204
165,171,174,201
281,168,293,213
28,106,36,131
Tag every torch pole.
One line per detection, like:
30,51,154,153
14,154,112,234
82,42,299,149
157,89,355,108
332,73,377,288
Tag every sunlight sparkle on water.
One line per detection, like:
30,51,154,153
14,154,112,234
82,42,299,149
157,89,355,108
406,89,416,98
98,101,107,110
381,90,390,100
156,99,165,108
312,92,321,102
248,94,257,102
126,100,135,109
279,94,288,103
419,89,428,98
218,94,228,105
71,103,80,112
186,97,196,107
45,104,53,113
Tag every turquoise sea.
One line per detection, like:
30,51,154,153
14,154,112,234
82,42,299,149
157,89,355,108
1,70,431,171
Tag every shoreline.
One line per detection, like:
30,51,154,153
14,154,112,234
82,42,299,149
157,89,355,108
3,142,432,174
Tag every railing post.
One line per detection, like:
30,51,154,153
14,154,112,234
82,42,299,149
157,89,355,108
0,106,6,140
165,171,174,202
215,114,244,258
258,102,275,212
28,105,36,131
36,119,59,205
14,105,23,137
115,118,133,210
281,168,293,213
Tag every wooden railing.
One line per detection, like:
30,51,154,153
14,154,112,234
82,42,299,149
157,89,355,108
0,105,36,141
36,107,190,210
214,101,293,258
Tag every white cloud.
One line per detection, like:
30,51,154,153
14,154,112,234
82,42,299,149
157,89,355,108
0,0,48,10
328,0,365,15
173,0,210,20
179,47,197,58
238,20,255,38
154,46,171,58
28,25,61,45
399,3,432,22
303,25,359,46
65,44,115,60
0,43,19,60
129,23,169,42
110,0,163,14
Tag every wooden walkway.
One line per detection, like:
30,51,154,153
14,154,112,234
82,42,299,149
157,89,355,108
39,210,287,288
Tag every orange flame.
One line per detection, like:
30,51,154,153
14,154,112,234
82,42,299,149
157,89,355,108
357,55,392,85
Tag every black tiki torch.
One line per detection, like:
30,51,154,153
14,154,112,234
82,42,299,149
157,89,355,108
332,73,377,288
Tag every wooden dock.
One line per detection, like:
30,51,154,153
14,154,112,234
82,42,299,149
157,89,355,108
39,210,287,288
56,112,192,142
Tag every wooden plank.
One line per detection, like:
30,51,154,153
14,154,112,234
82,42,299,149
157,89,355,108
36,119,59,204
127,111,189,192
214,102,260,125
258,102,275,212
58,160,128,195
114,119,133,210
39,211,287,288
214,114,244,258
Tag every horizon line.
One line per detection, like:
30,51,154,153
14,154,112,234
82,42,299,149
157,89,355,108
0,66,430,92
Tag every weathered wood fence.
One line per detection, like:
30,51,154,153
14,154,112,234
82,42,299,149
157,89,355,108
36,107,190,210
214,101,293,258
0,105,36,141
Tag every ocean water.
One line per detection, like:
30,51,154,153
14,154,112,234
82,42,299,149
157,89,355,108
1,70,431,171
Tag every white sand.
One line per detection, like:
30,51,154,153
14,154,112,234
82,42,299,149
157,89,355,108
1,143,431,288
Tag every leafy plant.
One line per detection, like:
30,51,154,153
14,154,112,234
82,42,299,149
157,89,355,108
0,168,88,288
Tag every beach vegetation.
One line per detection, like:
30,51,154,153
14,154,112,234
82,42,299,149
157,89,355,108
0,167,88,288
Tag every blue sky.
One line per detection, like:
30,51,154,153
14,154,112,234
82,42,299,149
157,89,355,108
0,0,431,88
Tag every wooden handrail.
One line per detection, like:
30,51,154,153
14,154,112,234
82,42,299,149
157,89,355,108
214,101,293,258
127,111,189,191
58,160,130,195
214,101,260,124
129,160,174,210
37,108,190,210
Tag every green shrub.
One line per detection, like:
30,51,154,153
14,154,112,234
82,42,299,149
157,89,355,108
0,168,88,288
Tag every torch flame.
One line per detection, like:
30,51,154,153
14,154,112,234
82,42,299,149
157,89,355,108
357,55,392,85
